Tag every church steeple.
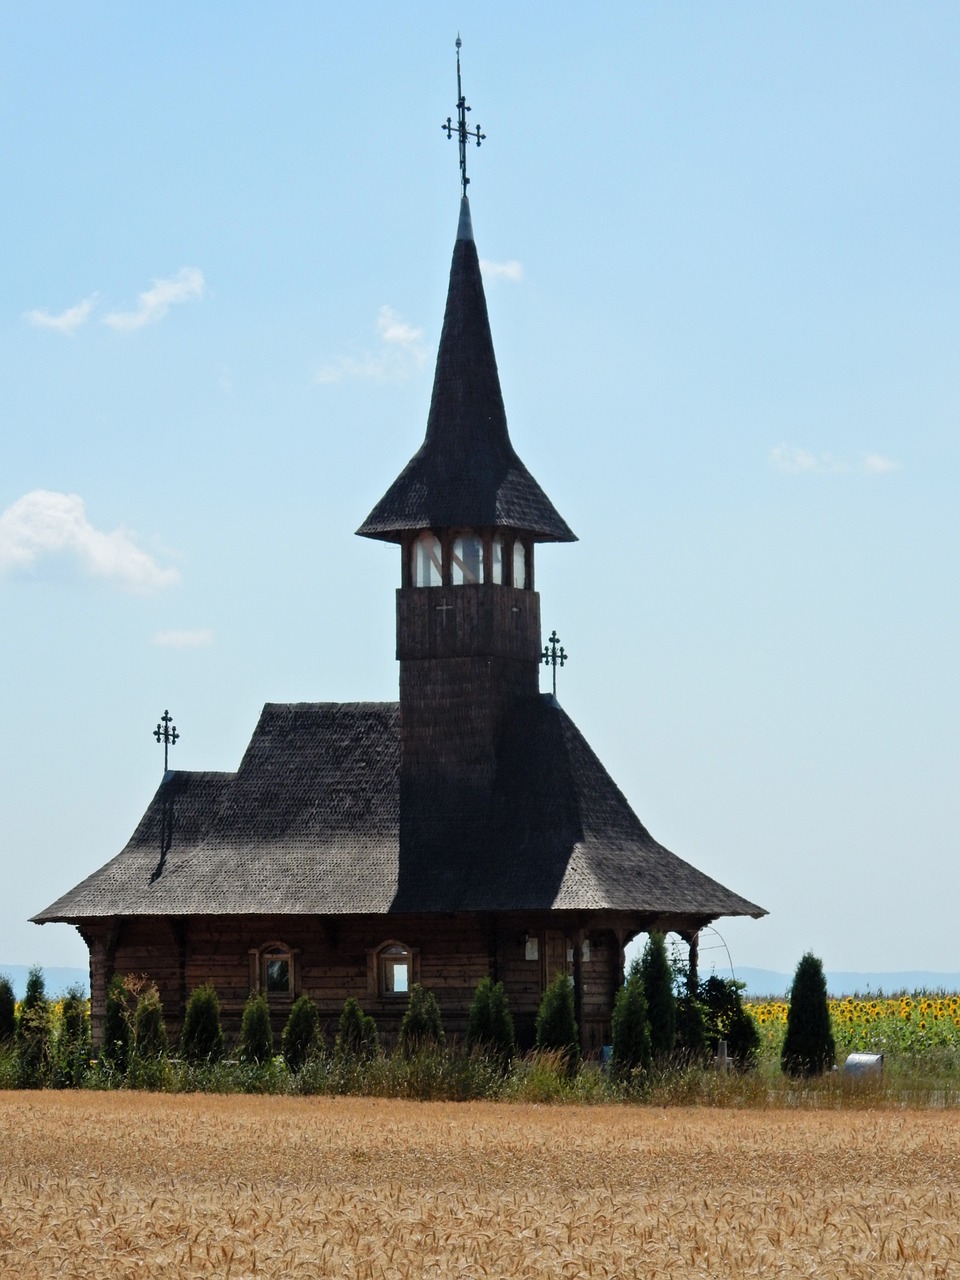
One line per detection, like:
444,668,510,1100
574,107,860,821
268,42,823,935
356,194,575,545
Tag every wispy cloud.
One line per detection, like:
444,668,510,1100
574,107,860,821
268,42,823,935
153,628,214,647
24,295,98,335
769,445,900,476
0,490,179,591
480,258,523,283
103,267,205,332
316,305,428,384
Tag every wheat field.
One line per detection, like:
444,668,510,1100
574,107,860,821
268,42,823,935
2,1093,959,1278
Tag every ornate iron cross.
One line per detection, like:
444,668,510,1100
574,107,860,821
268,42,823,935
442,35,485,197
542,630,568,696
154,709,179,772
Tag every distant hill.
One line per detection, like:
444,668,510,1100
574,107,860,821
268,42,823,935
0,965,88,1000
735,966,960,998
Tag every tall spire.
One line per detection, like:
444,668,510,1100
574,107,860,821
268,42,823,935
442,36,485,199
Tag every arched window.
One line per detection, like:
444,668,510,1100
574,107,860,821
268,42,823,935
377,941,412,997
250,941,296,996
491,534,505,585
411,532,443,587
512,539,527,589
451,534,483,585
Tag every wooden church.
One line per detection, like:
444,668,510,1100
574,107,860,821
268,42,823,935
33,68,764,1054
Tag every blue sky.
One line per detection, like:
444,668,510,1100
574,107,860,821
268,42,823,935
3,3,958,980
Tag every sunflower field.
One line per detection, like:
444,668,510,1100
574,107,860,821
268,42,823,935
746,993,960,1064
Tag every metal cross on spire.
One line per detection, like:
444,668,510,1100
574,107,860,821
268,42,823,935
154,709,179,773
541,630,568,697
442,35,485,197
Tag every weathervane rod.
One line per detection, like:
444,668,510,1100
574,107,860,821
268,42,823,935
442,35,485,198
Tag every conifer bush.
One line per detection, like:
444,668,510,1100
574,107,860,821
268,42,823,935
54,984,90,1087
699,975,760,1070
335,997,380,1063
0,975,15,1043
180,983,225,1064
15,967,52,1088
238,992,274,1065
640,932,677,1061
610,958,651,1079
282,994,320,1071
781,952,835,1078
132,986,168,1060
466,977,516,1067
535,972,579,1072
101,974,133,1073
398,984,444,1057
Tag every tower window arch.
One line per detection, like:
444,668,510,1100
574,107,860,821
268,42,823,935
411,532,443,587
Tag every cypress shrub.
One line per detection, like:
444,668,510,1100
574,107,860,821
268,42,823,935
466,977,515,1067
180,983,225,1064
238,992,274,1065
535,972,579,1072
335,997,379,1063
54,985,90,1087
132,987,168,1060
15,967,52,1089
674,993,708,1063
0,975,15,1042
397,985,444,1057
101,974,133,1073
610,958,651,1079
282,994,320,1071
782,952,835,1078
639,932,676,1061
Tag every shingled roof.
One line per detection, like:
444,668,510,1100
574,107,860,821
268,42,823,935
33,698,763,924
357,198,576,544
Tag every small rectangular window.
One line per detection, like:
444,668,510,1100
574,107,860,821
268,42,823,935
266,958,290,993
525,935,539,961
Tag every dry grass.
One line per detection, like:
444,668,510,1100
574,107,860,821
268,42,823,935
2,1092,959,1278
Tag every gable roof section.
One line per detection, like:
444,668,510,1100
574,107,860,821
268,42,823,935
34,697,763,923
357,198,576,544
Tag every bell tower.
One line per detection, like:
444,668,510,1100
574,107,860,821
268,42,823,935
356,46,575,884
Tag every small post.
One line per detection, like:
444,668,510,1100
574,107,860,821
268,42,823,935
154,709,179,773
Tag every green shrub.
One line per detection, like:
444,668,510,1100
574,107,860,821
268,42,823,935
180,983,224,1064
398,985,445,1057
132,986,168,1060
15,966,53,1088
282,994,320,1071
101,974,133,1073
640,932,676,1061
466,977,515,1068
611,958,651,1079
0,975,15,1043
699,975,759,1070
334,997,379,1063
782,952,835,1078
675,993,708,1062
238,992,274,1065
535,972,579,1073
54,985,90,1087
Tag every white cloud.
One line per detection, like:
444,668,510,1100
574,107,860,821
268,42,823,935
153,628,214,647
316,305,427,384
0,490,179,591
480,258,523,283
864,452,900,474
25,295,97,335
769,445,899,476
103,267,205,332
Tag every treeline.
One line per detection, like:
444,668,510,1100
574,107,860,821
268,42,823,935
0,942,837,1098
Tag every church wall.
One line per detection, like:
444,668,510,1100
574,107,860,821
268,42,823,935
88,913,625,1054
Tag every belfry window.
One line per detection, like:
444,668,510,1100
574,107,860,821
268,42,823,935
412,532,443,587
491,534,505,585
451,534,483,585
377,942,412,996
513,539,527,589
